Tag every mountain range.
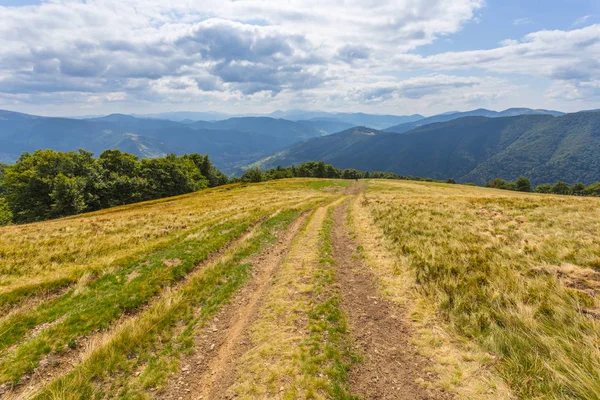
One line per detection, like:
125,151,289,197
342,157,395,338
384,108,564,133
256,111,600,185
2,107,598,184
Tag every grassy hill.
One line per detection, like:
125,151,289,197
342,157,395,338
259,112,600,185
1,179,600,399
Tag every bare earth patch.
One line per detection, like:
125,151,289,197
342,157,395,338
159,212,308,400
332,202,452,399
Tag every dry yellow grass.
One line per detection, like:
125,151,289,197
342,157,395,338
0,180,334,306
361,179,600,399
3,177,600,399
349,191,513,399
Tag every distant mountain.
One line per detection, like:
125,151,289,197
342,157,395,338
268,110,424,129
132,111,235,122
0,110,317,173
256,112,600,185
384,108,564,133
190,117,322,141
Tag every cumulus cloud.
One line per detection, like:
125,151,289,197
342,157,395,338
393,24,600,102
0,0,599,113
0,0,484,108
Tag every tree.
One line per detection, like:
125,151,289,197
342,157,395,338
3,149,228,223
240,168,263,183
516,177,532,192
584,182,600,197
571,182,586,196
446,178,456,184
551,181,572,195
0,197,11,226
486,178,508,189
50,174,87,217
535,184,553,193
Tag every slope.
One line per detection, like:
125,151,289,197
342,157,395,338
384,107,563,133
259,112,600,185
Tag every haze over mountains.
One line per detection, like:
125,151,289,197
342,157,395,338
1,106,598,184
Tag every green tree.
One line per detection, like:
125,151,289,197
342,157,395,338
240,168,263,183
446,178,456,184
486,178,508,189
0,197,12,226
50,174,87,217
551,181,572,195
571,182,586,196
584,182,600,197
535,184,553,193
516,177,532,192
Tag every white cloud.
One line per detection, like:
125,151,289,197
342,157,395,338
0,0,484,113
0,0,599,114
394,24,600,102
572,15,592,27
513,17,533,25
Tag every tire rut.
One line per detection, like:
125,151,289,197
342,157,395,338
160,211,309,400
332,200,452,400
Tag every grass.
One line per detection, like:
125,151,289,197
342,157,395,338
362,179,600,399
0,213,260,383
3,177,600,399
0,180,331,310
34,209,307,399
299,205,358,399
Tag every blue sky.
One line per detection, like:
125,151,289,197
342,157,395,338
0,0,599,116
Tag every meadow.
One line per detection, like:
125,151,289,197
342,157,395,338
1,178,599,399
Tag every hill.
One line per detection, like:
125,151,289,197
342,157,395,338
1,179,600,399
0,111,326,172
384,107,563,133
258,112,600,185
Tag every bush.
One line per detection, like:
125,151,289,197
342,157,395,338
571,182,586,196
446,178,456,184
535,184,553,193
240,168,264,183
551,181,572,195
516,177,532,192
585,182,600,197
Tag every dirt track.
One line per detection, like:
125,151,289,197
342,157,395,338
160,186,450,399
332,201,451,399
161,212,309,400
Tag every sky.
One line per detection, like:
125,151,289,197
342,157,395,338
0,0,599,117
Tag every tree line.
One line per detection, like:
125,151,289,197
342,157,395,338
0,149,228,224
485,177,600,196
1,152,599,226
237,162,434,183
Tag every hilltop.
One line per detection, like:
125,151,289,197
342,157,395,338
1,179,600,399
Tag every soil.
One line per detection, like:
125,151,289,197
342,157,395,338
332,201,452,400
159,212,308,400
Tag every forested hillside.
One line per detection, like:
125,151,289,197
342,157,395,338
1,150,227,223
259,112,600,185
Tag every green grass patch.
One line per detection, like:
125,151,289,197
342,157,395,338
35,208,304,399
299,206,358,399
308,180,351,191
0,212,268,384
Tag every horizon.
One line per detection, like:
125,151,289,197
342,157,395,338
1,105,597,120
1,1,599,117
